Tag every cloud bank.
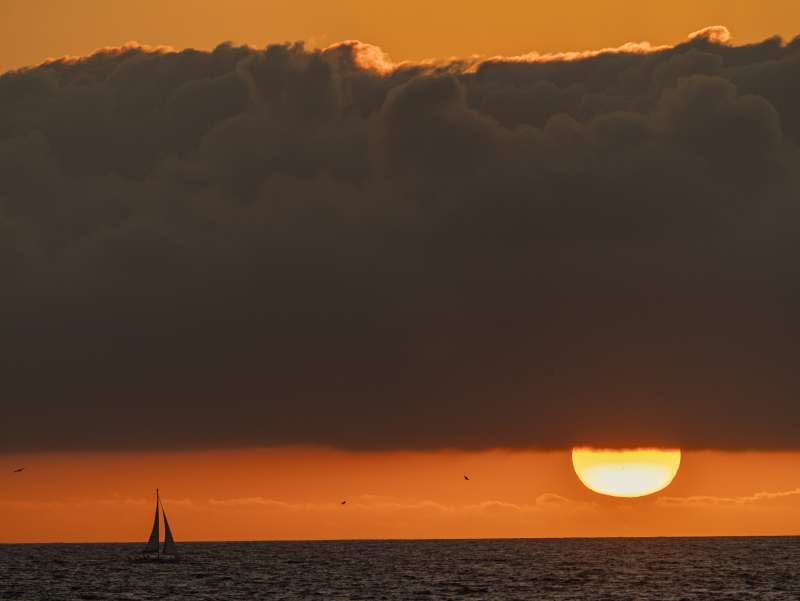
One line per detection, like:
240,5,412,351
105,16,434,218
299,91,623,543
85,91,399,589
2,29,800,452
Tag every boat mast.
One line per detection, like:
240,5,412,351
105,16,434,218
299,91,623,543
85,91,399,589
156,488,160,558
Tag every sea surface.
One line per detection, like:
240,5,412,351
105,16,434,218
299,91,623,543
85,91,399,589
1,537,799,600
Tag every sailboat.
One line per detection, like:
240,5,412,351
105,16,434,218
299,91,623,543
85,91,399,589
132,488,180,562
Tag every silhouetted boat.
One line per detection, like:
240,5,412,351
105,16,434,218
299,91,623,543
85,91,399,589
131,489,180,562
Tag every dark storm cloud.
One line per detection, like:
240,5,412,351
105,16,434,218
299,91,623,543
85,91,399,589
2,30,800,452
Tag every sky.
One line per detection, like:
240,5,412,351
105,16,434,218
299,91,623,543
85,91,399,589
4,449,800,542
2,0,800,72
2,2,800,542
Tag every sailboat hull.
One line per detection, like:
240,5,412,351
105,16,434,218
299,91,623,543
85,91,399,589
130,553,181,563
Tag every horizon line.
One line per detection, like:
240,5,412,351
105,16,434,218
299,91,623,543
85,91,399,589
4,533,800,545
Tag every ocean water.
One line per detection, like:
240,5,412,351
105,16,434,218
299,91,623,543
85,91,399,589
1,537,799,600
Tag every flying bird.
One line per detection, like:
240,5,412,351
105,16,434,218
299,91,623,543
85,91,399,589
13,468,24,473
341,500,347,505
464,475,470,481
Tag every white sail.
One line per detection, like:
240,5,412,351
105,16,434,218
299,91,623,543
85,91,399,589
162,506,178,556
143,490,160,554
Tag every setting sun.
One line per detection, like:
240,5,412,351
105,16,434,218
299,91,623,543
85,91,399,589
572,448,682,498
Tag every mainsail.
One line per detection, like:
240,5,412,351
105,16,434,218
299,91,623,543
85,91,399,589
162,507,178,556
143,489,160,554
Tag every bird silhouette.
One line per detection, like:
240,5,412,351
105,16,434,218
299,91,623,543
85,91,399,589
13,468,24,473
341,500,347,505
464,475,470,481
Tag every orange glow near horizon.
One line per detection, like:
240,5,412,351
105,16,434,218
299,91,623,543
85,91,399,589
572,448,682,498
3,447,800,543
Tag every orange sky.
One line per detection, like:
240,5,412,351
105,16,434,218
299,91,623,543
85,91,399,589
3,1,800,544
3,448,800,542
2,0,799,72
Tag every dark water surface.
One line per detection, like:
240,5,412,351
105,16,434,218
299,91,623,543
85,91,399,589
1,537,799,600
